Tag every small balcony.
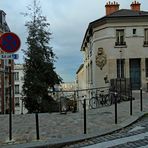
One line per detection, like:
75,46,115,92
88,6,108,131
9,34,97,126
115,41,127,48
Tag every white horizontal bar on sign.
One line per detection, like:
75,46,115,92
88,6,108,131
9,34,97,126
0,54,19,59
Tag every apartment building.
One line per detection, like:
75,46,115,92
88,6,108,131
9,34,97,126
0,10,15,114
77,1,148,92
14,64,27,114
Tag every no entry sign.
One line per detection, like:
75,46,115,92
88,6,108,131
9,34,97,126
0,32,21,53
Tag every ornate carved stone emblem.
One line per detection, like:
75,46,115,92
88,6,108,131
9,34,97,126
96,48,107,70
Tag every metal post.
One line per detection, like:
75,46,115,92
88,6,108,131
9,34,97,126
21,99,23,114
130,82,133,116
130,97,133,115
114,92,117,124
83,99,86,134
140,88,143,111
9,65,12,141
73,91,76,113
3,59,6,114
35,113,40,140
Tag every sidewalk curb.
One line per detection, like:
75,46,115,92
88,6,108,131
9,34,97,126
2,112,148,148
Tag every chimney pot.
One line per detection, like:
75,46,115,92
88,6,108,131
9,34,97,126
105,1,119,15
131,1,141,11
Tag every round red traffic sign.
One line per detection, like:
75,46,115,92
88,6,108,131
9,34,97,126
0,32,21,53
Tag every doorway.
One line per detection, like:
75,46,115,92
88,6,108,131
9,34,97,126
130,59,141,90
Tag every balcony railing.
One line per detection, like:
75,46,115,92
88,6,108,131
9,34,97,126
115,41,126,46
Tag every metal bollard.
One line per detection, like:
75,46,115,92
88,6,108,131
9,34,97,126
83,99,86,134
140,88,143,111
130,95,132,116
35,113,40,140
114,92,118,124
130,84,133,116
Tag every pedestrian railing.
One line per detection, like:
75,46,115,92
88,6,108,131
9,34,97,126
5,87,145,144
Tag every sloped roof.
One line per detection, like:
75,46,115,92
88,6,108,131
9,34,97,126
76,64,84,74
90,9,148,26
107,9,148,17
81,9,148,50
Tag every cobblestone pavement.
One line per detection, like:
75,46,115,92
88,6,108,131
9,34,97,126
0,91,148,147
64,114,148,148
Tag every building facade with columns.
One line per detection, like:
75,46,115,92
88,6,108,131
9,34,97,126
77,1,148,91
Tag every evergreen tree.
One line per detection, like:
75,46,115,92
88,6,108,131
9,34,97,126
23,0,62,113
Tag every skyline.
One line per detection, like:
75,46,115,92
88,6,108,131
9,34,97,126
0,0,148,82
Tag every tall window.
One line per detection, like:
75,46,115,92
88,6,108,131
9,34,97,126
90,62,93,83
145,58,148,77
116,29,125,46
15,85,19,94
117,59,125,78
14,72,19,81
144,29,148,45
88,64,90,84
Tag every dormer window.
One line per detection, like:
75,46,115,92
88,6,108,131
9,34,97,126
115,29,126,46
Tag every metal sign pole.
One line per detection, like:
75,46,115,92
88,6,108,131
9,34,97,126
9,64,12,141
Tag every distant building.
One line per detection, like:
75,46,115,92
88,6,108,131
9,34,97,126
76,64,85,90
60,82,76,91
0,10,15,114
14,64,27,114
77,1,148,91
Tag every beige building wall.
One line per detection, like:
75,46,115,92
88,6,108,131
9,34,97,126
77,21,148,91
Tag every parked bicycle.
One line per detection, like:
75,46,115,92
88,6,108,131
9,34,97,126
89,89,112,109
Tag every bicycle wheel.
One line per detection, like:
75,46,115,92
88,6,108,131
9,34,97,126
89,97,99,109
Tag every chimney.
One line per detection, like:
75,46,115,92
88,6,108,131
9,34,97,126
131,1,141,11
105,1,120,15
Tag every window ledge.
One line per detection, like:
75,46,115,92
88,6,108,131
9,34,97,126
114,45,127,48
143,44,148,47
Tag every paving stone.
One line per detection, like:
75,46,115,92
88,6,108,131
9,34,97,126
1,91,148,147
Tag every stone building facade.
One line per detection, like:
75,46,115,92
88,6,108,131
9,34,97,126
14,64,27,114
77,1,148,91
0,10,15,114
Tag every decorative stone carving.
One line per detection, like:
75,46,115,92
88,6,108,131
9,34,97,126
96,48,107,70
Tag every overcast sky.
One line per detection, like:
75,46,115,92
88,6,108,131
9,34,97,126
0,0,147,82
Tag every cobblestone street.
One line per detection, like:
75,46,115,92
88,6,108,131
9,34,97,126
0,91,148,147
65,114,148,148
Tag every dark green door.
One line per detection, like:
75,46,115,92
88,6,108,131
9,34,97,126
130,59,141,90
